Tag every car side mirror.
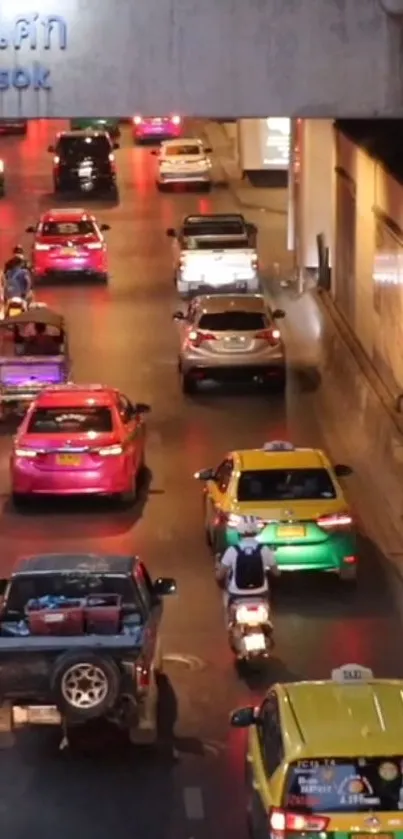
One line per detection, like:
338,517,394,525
166,228,176,237
47,144,55,153
204,147,212,153
133,402,151,415
25,225,35,234
153,577,177,596
334,463,353,477
100,223,110,231
172,310,185,320
230,706,256,728
194,468,215,481
0,578,9,596
272,308,286,319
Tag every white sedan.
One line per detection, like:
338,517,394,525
152,138,212,191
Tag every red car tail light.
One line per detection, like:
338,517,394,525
171,115,181,125
86,242,103,250
255,328,281,345
14,447,38,459
53,155,60,165
97,444,123,456
187,330,217,348
133,116,142,125
343,554,356,564
317,512,353,530
269,808,329,833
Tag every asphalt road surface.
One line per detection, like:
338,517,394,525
0,120,403,839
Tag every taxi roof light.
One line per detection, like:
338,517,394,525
263,440,295,452
331,663,374,683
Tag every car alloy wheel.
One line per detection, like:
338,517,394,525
61,662,109,710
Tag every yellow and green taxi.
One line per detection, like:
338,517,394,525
70,118,120,138
194,440,356,582
230,663,403,839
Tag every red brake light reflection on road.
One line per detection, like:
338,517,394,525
269,808,329,833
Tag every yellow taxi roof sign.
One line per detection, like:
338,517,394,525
331,663,374,683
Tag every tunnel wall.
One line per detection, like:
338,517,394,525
0,1,401,118
334,131,403,394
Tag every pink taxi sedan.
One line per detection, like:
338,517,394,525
26,208,110,283
10,384,150,508
132,115,182,143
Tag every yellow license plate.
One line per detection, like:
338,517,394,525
8,308,21,316
61,248,77,256
56,454,81,467
276,525,306,538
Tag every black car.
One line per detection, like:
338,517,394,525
48,130,119,196
0,120,27,135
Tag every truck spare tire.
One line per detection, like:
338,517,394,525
51,651,121,721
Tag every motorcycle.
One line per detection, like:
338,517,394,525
227,596,274,666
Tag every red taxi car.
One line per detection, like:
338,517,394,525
26,208,110,282
10,384,150,507
132,115,182,143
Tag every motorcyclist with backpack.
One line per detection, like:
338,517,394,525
3,246,32,304
215,515,280,609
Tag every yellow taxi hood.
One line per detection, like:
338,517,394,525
231,498,349,520
319,812,403,831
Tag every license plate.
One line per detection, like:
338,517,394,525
356,834,392,839
8,308,22,316
56,454,81,466
60,248,77,256
27,706,61,725
276,525,306,538
244,633,266,652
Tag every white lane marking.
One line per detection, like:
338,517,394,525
183,786,205,821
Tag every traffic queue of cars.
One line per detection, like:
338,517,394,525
1,121,392,835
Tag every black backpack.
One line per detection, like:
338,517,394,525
234,544,265,589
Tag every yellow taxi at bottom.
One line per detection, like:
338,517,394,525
230,664,403,839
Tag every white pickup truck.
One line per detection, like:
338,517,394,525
166,214,259,298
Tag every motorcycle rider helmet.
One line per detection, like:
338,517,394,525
237,515,260,536
13,245,25,257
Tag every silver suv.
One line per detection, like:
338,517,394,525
173,294,286,394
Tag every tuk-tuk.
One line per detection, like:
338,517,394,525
0,307,71,419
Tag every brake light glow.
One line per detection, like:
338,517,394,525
133,116,142,125
269,808,329,833
0,160,4,173
187,330,216,347
15,448,37,458
343,555,356,564
255,328,281,345
35,243,51,251
97,444,123,456
53,155,60,165
171,115,181,125
317,513,353,529
86,242,102,250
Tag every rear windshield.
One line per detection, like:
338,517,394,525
58,135,111,159
41,221,96,237
198,312,266,331
165,144,201,156
284,758,403,813
27,406,113,434
183,222,245,238
6,574,138,614
237,468,336,502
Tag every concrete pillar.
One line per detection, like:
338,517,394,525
293,119,335,274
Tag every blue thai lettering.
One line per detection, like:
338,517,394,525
0,35,8,50
41,16,67,50
12,67,30,89
0,71,9,90
12,14,39,49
